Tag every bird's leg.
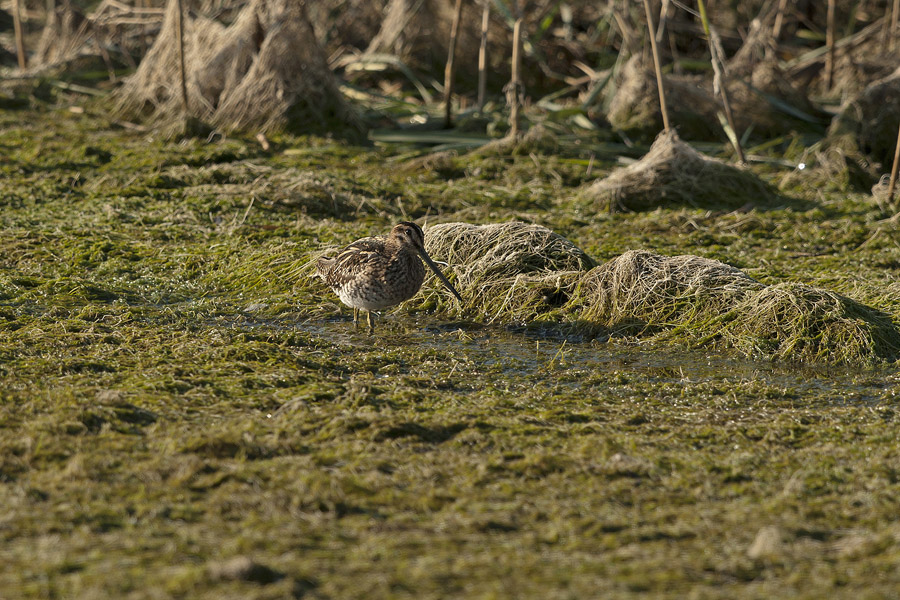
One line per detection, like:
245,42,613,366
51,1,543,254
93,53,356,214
353,307,359,329
366,310,375,334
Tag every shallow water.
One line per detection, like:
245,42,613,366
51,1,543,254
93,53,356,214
282,314,899,407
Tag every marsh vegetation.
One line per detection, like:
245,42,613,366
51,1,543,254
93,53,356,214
2,0,900,597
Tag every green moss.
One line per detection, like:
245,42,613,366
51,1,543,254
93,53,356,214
2,106,900,599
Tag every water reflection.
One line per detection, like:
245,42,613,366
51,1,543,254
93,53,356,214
244,313,899,406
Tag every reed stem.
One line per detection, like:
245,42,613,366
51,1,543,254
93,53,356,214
888,121,900,209
175,0,189,114
825,0,835,91
13,0,27,70
444,0,464,128
477,2,489,111
508,17,522,138
697,0,745,162
642,0,670,132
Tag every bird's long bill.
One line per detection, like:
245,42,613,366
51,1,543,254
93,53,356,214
416,248,463,303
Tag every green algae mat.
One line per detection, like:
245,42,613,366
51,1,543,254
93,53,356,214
3,107,900,598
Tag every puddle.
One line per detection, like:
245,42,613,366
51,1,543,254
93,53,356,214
234,313,900,406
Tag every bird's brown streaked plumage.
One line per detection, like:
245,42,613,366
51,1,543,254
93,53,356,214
316,222,463,332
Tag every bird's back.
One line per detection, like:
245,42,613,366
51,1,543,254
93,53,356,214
317,236,385,284
317,236,424,310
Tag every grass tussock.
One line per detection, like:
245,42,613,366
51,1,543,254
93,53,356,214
718,283,900,364
413,221,594,322
424,221,596,278
827,66,900,175
575,249,900,363
415,226,900,364
605,56,720,142
583,130,776,212
577,249,764,332
114,0,363,138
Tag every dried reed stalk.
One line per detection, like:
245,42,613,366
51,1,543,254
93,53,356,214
642,0,670,132
772,0,788,40
655,0,669,42
477,1,489,111
13,0,27,69
444,0,464,128
892,0,900,52
825,0,835,91
883,0,894,49
889,121,900,208
508,17,522,138
697,0,745,162
175,0,189,114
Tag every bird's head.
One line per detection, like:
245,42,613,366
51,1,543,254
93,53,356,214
390,221,462,303
391,221,426,251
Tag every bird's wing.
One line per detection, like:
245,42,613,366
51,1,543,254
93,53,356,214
322,237,387,288
342,237,384,254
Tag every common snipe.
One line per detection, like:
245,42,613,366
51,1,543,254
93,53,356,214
316,222,463,332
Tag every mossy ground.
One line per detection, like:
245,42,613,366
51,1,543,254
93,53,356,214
2,102,900,599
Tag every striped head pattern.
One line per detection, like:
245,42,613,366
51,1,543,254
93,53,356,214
391,221,426,250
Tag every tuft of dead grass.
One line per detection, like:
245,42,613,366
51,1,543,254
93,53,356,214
408,224,900,364
605,55,720,142
828,66,900,173
582,130,776,212
575,249,900,364
114,0,364,137
424,221,595,278
577,249,763,333
717,282,900,364
410,221,594,322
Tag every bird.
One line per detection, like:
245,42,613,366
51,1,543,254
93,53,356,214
316,221,463,333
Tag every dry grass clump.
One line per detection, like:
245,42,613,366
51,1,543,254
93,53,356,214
829,51,899,100
606,36,821,144
605,56,720,142
364,0,472,68
414,221,595,322
424,221,595,279
583,130,776,212
152,164,380,216
307,0,386,54
808,19,899,99
726,59,819,136
575,249,900,364
32,4,91,68
467,124,559,158
717,283,900,364
577,249,764,334
724,20,821,138
828,67,900,172
115,0,363,137
361,0,509,86
805,66,900,191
